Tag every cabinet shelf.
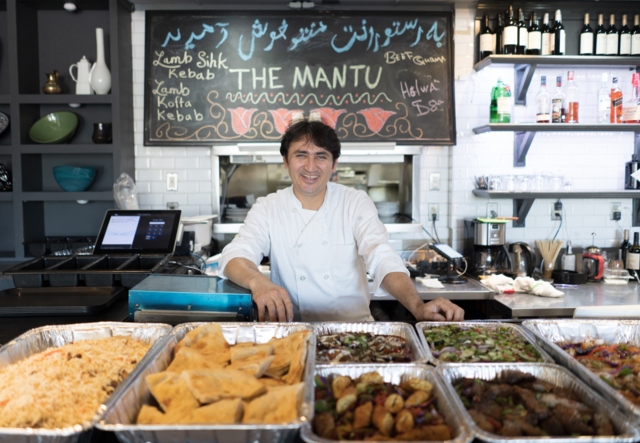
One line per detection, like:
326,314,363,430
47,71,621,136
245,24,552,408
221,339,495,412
0,95,9,104
472,190,640,228
21,192,113,202
0,193,12,201
20,144,114,154
0,147,12,155
18,95,112,104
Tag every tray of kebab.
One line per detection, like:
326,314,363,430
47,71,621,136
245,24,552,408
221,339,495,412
437,363,640,442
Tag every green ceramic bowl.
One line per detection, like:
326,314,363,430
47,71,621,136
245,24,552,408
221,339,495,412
29,112,78,144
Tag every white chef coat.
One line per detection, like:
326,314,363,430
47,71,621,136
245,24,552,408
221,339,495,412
218,182,409,322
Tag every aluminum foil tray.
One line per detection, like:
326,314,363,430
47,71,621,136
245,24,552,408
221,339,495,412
300,363,473,443
416,322,553,366
98,322,316,443
523,319,640,420
0,321,173,443
436,362,640,443
314,322,427,364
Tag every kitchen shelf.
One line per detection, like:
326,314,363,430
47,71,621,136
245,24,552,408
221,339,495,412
0,193,12,201
18,95,112,104
472,124,640,168
474,55,640,105
20,144,114,154
21,192,113,202
472,189,640,228
0,95,9,104
0,147,11,155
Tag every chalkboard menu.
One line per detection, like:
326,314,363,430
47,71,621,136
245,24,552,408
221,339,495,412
144,10,455,146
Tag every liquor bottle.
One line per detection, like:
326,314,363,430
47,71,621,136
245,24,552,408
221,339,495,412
627,232,640,272
595,14,608,55
517,8,528,54
552,9,566,55
611,77,623,123
566,71,579,123
579,13,594,55
490,77,511,123
494,13,504,54
620,230,630,268
541,13,552,55
606,14,619,55
527,12,541,55
626,154,640,189
536,76,551,123
620,14,632,55
622,73,640,123
479,14,494,60
503,6,518,54
632,15,640,55
597,73,610,123
551,76,566,123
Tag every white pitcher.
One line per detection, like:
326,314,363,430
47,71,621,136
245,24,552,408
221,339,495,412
89,28,111,95
69,56,93,95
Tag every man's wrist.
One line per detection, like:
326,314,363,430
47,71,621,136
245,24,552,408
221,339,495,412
408,298,424,319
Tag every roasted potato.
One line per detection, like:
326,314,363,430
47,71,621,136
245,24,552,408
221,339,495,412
395,409,414,433
384,393,404,413
313,412,335,439
336,391,357,414
401,378,433,393
372,404,394,436
405,389,431,407
397,424,452,441
332,375,352,398
353,401,373,429
357,371,383,386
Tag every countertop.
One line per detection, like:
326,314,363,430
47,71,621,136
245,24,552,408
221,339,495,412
370,276,492,301
494,282,640,318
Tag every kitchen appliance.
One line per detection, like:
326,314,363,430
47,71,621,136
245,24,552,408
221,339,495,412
625,154,640,189
464,219,512,277
508,242,536,277
583,243,605,282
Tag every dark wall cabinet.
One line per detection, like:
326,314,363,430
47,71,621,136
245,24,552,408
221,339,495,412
0,0,134,258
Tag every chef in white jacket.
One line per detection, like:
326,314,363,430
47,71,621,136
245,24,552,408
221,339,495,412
219,121,464,323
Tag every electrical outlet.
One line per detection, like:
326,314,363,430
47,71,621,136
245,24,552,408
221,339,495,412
551,201,562,220
611,202,622,220
487,203,498,218
167,202,179,209
429,172,441,190
167,172,178,191
428,203,439,221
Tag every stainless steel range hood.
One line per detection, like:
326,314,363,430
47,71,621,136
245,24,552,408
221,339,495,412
211,142,424,234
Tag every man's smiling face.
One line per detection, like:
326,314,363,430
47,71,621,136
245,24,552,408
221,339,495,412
283,138,337,202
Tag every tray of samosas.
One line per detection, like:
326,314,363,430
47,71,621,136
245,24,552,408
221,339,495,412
300,364,472,443
437,363,640,443
97,322,315,443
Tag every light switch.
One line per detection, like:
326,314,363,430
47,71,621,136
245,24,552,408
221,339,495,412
429,172,440,190
167,172,178,191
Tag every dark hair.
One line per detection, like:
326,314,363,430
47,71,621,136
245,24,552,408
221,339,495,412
280,120,341,161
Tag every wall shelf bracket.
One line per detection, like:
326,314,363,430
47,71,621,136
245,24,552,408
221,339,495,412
513,198,535,228
514,64,536,105
514,131,536,167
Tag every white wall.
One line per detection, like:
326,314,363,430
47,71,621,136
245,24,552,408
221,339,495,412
131,8,636,252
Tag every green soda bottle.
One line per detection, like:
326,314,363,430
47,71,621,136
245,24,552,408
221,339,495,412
494,77,512,123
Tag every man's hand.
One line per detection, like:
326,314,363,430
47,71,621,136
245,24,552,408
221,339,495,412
249,278,294,323
416,297,465,321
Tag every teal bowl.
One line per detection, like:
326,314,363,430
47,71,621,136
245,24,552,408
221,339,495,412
29,112,78,144
53,166,96,192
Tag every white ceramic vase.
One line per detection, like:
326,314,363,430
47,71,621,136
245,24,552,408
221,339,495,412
89,28,111,95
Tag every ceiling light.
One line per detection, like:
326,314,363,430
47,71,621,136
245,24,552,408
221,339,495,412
63,2,77,12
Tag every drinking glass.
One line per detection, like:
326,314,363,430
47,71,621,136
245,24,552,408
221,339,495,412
550,176,563,192
489,175,502,191
504,175,516,192
533,175,545,192
516,175,530,192
563,177,573,191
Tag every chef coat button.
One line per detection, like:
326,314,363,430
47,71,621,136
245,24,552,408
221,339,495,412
322,241,328,246
300,276,306,281
324,275,329,280
292,208,297,213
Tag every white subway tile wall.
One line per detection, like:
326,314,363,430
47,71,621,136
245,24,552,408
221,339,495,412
131,9,636,249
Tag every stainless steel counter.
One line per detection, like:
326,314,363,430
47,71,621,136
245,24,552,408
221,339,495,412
370,277,492,301
494,282,640,318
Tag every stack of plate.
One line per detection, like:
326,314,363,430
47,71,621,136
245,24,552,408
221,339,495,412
224,207,250,222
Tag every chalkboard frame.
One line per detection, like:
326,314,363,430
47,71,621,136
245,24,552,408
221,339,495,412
144,9,456,147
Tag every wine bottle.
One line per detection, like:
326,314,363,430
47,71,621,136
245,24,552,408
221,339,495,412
479,14,494,60
622,73,640,124
597,73,610,123
606,14,619,55
494,13,504,54
621,230,630,268
627,232,640,272
503,6,518,54
536,76,550,123
517,8,528,54
551,76,566,123
632,14,640,55
527,12,541,55
566,71,579,123
579,13,594,55
541,12,552,55
595,14,608,55
552,9,566,55
611,77,623,123
620,14,632,55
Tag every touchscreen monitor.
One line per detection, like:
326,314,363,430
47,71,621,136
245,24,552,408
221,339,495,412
94,210,182,254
